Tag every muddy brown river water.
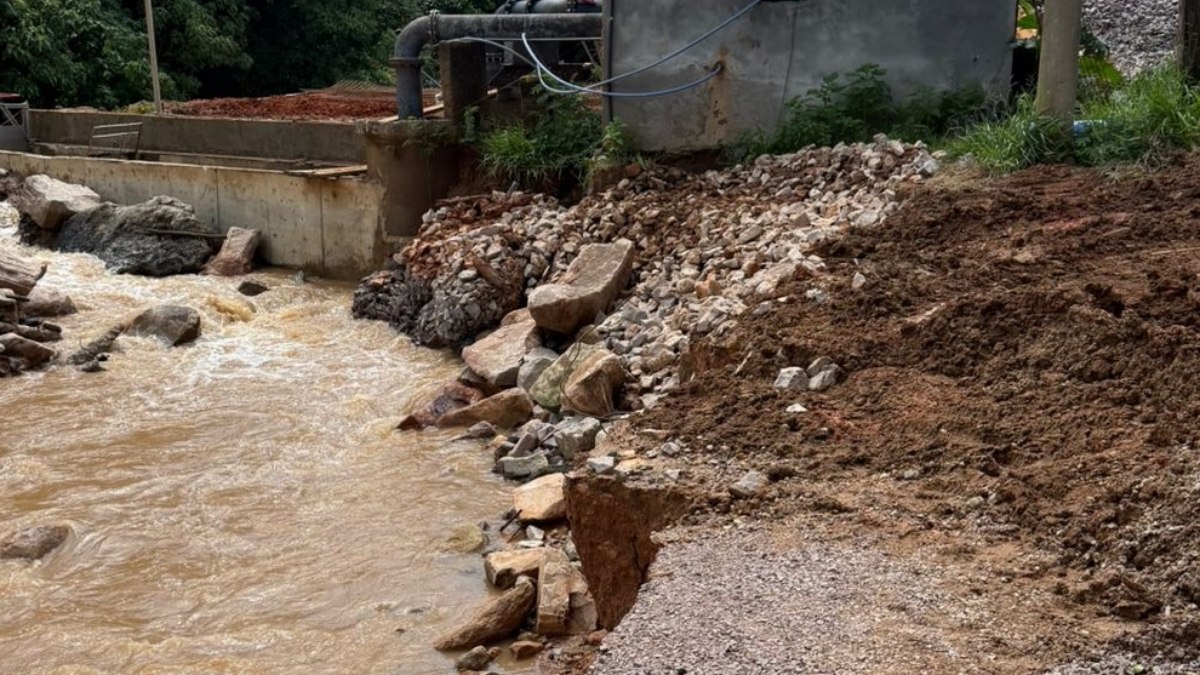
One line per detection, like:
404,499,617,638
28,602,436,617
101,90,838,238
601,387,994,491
0,217,525,674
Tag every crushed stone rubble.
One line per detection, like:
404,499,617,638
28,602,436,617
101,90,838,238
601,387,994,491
1084,0,1176,76
355,135,940,410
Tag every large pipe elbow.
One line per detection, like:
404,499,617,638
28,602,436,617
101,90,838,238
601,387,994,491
393,15,433,119
392,12,603,119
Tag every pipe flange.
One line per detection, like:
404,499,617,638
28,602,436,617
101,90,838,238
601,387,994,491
428,10,440,44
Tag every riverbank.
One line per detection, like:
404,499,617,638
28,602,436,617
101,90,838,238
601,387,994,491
369,151,1200,673
569,160,1200,673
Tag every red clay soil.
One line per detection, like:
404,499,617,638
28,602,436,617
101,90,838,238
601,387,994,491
168,92,397,121
634,160,1200,660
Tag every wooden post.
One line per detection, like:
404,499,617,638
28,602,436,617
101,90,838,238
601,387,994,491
1036,0,1084,121
1180,0,1200,82
144,0,163,113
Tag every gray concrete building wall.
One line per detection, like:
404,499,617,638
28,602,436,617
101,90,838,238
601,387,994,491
605,0,1016,151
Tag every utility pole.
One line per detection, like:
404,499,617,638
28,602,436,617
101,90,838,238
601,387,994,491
144,0,163,113
1180,0,1200,82
1035,0,1084,121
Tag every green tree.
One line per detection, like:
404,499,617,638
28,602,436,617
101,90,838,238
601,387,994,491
0,0,151,108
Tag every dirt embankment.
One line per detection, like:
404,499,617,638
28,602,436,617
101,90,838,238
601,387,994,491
167,91,397,121
570,160,1200,669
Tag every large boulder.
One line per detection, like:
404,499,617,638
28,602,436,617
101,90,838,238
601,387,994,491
529,343,598,410
57,196,218,276
127,305,201,346
0,333,57,368
561,349,625,417
528,240,635,335
9,175,101,231
0,524,70,560
22,286,77,317
437,388,534,429
462,320,541,388
512,473,567,523
203,227,260,276
433,576,536,650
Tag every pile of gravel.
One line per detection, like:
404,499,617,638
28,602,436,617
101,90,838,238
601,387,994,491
1084,0,1177,75
355,137,939,405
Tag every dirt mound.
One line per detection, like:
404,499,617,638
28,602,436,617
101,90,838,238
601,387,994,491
641,160,1200,654
168,92,396,121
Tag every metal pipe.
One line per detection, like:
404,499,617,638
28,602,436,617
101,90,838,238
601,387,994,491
392,12,602,118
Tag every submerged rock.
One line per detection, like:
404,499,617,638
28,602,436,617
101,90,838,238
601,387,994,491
454,646,492,671
398,382,483,430
236,280,270,297
433,576,536,650
0,524,69,560
57,196,218,276
66,324,123,365
437,388,534,430
127,305,201,346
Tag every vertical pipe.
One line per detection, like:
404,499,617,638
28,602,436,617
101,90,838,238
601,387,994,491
144,0,163,113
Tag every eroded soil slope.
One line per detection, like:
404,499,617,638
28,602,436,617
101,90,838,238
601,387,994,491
641,161,1200,659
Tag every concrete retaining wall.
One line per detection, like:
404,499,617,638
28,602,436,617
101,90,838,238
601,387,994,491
29,110,364,164
0,150,385,280
605,0,1016,151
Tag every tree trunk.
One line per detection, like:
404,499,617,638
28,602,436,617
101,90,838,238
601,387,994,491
0,250,46,296
1036,0,1084,121
1180,0,1200,82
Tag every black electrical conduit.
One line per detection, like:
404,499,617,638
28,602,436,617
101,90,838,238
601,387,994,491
392,12,602,118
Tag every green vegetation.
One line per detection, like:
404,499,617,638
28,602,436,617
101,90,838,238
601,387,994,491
732,65,987,160
950,67,1200,173
0,0,495,109
481,94,634,189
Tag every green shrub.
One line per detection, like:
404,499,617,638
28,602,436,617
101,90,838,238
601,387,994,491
950,66,1200,173
1075,66,1200,166
945,97,1066,174
481,94,607,188
733,65,987,160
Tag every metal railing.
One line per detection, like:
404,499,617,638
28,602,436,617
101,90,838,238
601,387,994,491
88,122,143,159
0,99,29,151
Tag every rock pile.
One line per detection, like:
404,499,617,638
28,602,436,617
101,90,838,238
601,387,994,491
433,466,597,668
360,136,939,408
5,171,222,277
